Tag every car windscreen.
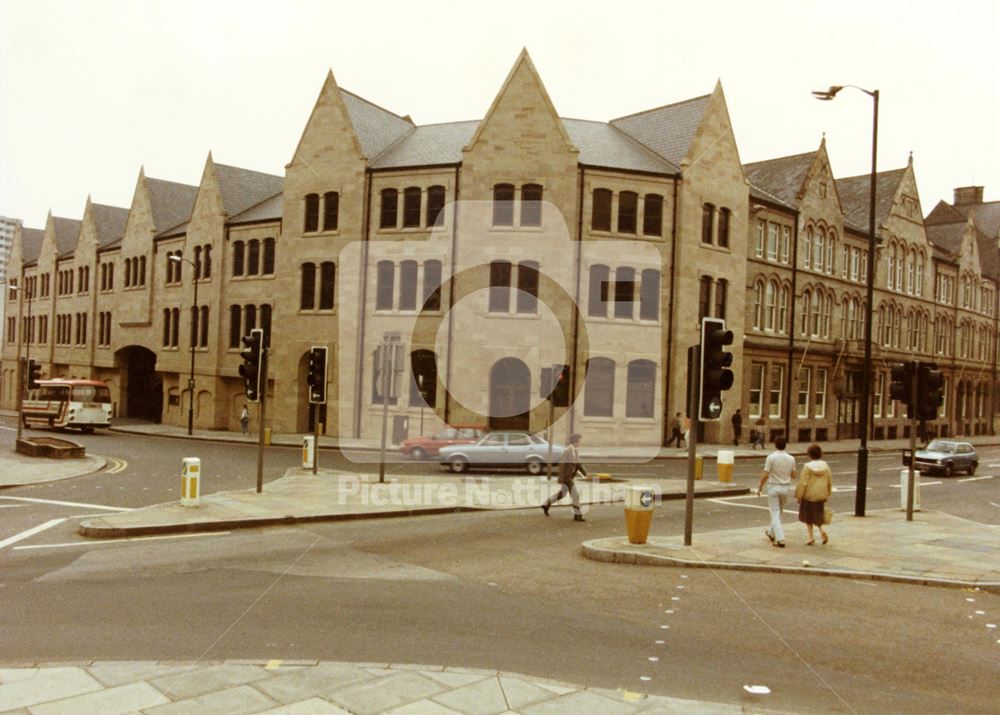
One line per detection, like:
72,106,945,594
926,440,954,453
71,385,111,403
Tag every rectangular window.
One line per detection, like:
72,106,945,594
749,364,764,418
617,192,637,234
492,184,514,226
797,368,811,419
304,194,319,232
516,262,539,313
300,263,316,310
768,364,784,419
642,194,663,236
614,267,635,319
781,226,791,264
319,262,336,310
767,223,778,261
229,305,241,348
714,278,727,320
755,220,765,258
488,261,511,312
874,372,884,418
380,189,398,229
639,269,660,321
521,184,543,227
701,204,714,245
814,368,827,419
423,260,442,311
399,260,418,311
588,265,609,318
698,276,711,321
591,189,612,232
376,261,395,310
323,191,339,231
403,187,422,228
717,207,730,248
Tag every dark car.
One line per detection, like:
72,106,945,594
910,440,978,477
399,426,487,460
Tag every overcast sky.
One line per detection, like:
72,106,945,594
1,0,997,228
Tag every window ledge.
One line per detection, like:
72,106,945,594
231,274,276,281
298,309,339,315
580,415,616,423
485,311,542,319
305,229,341,237
623,416,657,423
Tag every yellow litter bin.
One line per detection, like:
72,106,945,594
624,485,659,544
264,427,272,446
181,457,201,507
717,450,734,483
695,455,703,481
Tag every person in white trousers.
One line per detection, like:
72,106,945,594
756,435,797,547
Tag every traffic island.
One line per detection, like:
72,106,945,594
582,508,1000,593
15,437,86,459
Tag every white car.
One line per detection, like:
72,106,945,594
438,431,565,475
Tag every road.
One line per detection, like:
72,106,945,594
2,418,1000,713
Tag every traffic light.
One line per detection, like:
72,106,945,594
307,346,328,404
699,317,734,421
916,362,944,421
239,329,263,402
540,364,570,407
889,361,915,417
26,358,41,390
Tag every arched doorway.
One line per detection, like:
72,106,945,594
489,358,530,431
116,346,162,422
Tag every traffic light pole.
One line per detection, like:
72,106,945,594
545,396,555,481
378,339,391,485
313,403,319,475
256,349,268,494
684,345,700,546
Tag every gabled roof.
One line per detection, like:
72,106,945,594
835,168,906,233
341,90,414,160
925,199,966,226
21,227,45,264
146,177,198,235
228,192,283,225
562,119,679,174
925,222,965,257
214,163,283,218
91,203,129,247
371,121,478,168
53,217,82,257
952,201,1000,239
610,95,711,167
743,151,815,209
976,233,1000,280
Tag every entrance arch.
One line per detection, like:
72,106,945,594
115,346,162,422
489,358,530,431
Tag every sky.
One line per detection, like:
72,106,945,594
1,0,997,228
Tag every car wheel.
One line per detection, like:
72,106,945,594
525,458,544,476
410,447,426,461
944,462,954,478
449,457,468,474
967,463,977,476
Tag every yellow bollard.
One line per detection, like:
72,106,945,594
694,455,703,481
624,485,659,544
717,450,734,483
181,457,201,507
264,427,272,446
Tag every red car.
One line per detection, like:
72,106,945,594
399,426,488,460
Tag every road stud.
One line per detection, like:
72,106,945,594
717,450,734,483
181,457,201,507
625,485,658,545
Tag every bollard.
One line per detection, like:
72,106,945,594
302,436,315,468
717,450,734,483
264,427,272,446
899,469,921,511
694,455,703,481
181,457,201,507
624,485,659,544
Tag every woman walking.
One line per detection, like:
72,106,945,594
797,443,832,545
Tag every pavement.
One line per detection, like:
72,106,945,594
0,660,794,714
0,448,106,487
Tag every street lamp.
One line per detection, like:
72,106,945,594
169,254,199,435
814,84,879,516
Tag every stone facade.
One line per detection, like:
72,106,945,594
2,51,996,445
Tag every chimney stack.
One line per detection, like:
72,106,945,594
953,186,984,206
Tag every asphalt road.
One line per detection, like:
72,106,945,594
3,418,1000,713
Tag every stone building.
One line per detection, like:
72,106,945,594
2,51,994,445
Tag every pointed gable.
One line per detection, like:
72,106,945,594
291,70,371,165
146,176,198,235
90,203,130,247
926,199,966,226
463,49,577,157
214,162,284,217
19,227,45,265
341,90,414,160
611,94,711,167
744,151,816,208
835,168,906,232
52,216,82,257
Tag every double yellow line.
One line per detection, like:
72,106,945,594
105,458,128,474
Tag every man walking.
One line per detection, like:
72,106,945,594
757,435,796,547
731,409,743,446
542,433,587,521
666,412,685,448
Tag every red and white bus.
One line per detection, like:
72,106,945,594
22,379,113,432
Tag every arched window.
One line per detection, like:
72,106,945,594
199,306,209,348
916,252,925,297
778,285,789,334
194,246,202,280
802,228,813,269
618,192,638,234
812,227,824,272
260,304,272,348
304,193,320,232
409,349,438,408
626,360,656,418
380,188,398,229
753,282,764,330
517,261,539,314
521,184,543,227
717,207,731,248
323,191,339,232
262,237,275,275
588,264,610,317
300,263,316,310
232,241,245,277
765,281,776,331
614,266,635,319
244,304,257,335
423,260,442,311
399,260,418,311
203,245,212,278
643,194,663,236
319,262,336,310
488,261,510,313
162,308,171,347
592,188,612,231
377,260,395,310
403,187,422,228
801,290,811,335
701,203,714,244
247,239,260,276
139,256,146,286
823,294,834,337
639,269,660,321
492,184,515,226
584,357,615,417
811,290,821,336
427,185,446,228
171,307,179,347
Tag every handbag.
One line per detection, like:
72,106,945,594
823,507,833,525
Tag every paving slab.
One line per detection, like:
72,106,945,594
583,508,1000,592
28,680,169,715
0,449,106,487
144,683,278,715
0,667,103,712
326,671,448,715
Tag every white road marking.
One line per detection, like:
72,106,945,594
0,425,16,432
105,458,128,474
707,499,796,514
958,475,995,482
0,518,67,550
0,496,131,512
0,504,29,509
991,503,1000,510
890,481,941,488
13,531,232,550
879,466,909,472
988,464,1000,468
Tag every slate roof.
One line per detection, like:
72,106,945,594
610,95,711,167
91,203,129,247
228,192,283,224
954,201,1000,238
925,222,966,256
371,121,477,168
743,152,815,210
976,233,1000,279
562,119,679,174
21,228,45,264
214,164,283,218
53,217,82,257
342,90,415,160
146,177,198,235
925,200,965,226
835,168,906,234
